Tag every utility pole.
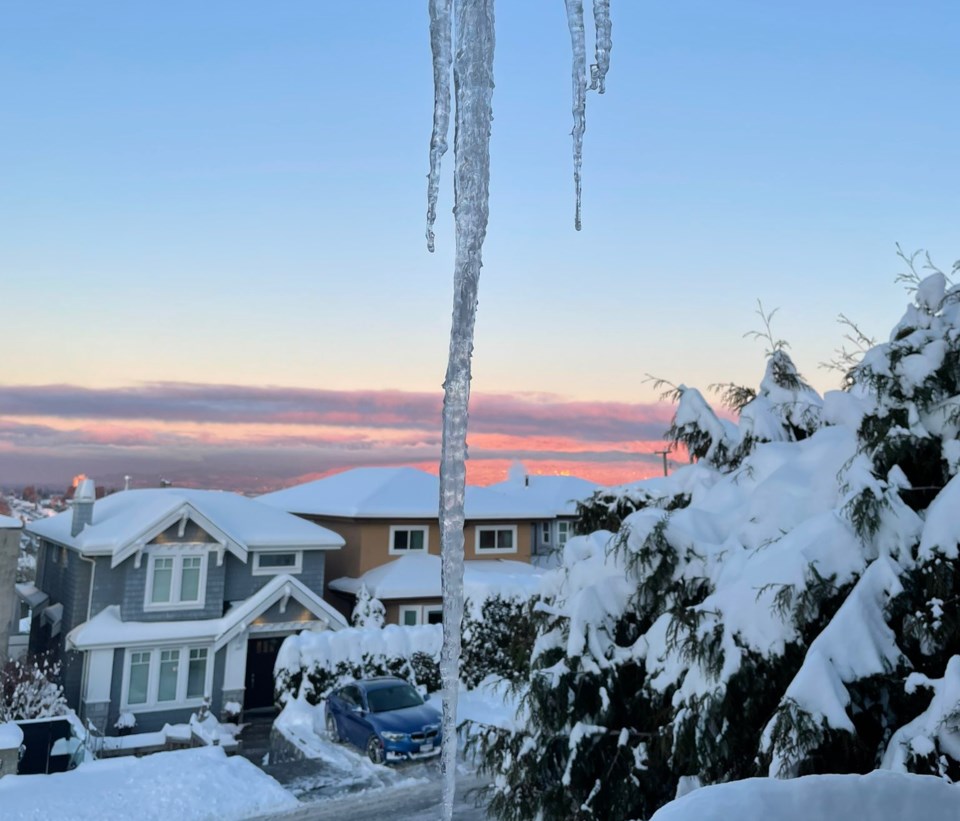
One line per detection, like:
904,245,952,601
653,449,670,477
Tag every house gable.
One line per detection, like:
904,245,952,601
111,504,246,570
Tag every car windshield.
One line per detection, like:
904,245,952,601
365,683,424,713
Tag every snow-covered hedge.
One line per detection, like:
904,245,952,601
275,624,442,704
461,595,538,689
277,593,540,700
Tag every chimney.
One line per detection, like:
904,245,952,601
71,477,96,537
524,475,530,487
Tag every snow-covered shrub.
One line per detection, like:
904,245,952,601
474,264,960,820
114,711,136,734
351,584,386,629
461,595,537,689
275,624,442,705
222,700,242,723
0,655,68,722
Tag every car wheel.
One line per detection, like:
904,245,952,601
366,735,385,765
325,713,341,743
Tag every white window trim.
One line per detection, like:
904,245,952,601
399,604,443,626
252,550,303,576
120,644,214,712
557,520,573,546
474,525,518,555
388,525,430,556
541,522,551,544
143,547,208,611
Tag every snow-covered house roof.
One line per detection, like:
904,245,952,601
328,552,542,601
67,573,348,651
26,488,344,568
258,467,554,520
0,513,22,529
486,474,601,517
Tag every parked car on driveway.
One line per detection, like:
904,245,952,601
325,677,442,764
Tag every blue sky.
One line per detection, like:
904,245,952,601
1,2,959,487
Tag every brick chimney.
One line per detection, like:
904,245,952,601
71,477,96,537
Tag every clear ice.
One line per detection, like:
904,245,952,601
591,0,612,93
564,0,587,231
426,0,453,253
433,1,495,819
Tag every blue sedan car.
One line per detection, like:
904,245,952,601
325,677,442,764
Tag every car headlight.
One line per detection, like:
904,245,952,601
380,731,407,742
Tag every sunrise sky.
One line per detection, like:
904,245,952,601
2,2,959,491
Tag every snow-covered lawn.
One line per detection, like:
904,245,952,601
648,770,960,821
0,746,297,821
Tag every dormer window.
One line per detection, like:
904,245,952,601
145,549,207,609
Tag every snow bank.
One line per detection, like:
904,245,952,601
0,746,297,820
647,771,960,821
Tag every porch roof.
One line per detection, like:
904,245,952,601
66,573,347,652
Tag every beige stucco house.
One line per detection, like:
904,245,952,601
258,467,555,624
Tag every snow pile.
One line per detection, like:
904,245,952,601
0,722,23,750
648,771,960,821
0,746,297,820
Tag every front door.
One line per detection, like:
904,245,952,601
244,636,285,710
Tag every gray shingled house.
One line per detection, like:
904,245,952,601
26,479,346,734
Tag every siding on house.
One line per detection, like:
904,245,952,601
302,516,533,598
120,550,225,622
32,542,93,706
223,550,326,603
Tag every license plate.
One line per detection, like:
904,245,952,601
420,742,433,753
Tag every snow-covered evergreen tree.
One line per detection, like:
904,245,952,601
472,263,960,820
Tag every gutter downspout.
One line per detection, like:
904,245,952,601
76,552,97,719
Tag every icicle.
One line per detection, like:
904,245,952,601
426,0,453,253
564,0,587,231
590,0,612,93
437,1,495,819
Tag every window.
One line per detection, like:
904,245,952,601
399,604,443,626
475,525,517,554
127,651,151,705
541,523,551,544
145,551,207,609
252,551,303,575
158,650,179,702
389,526,429,556
187,649,207,699
557,521,573,546
122,646,211,710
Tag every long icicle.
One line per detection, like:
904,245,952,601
590,0,612,93
437,0,495,819
426,0,453,253
564,0,587,231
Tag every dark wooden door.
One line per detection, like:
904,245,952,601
244,636,285,710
